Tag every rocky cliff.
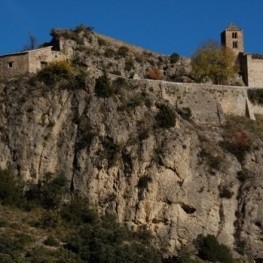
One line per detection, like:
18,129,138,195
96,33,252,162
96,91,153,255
0,71,263,262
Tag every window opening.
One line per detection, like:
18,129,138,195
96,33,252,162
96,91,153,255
232,32,238,39
40,61,48,68
233,41,238,49
8,62,13,68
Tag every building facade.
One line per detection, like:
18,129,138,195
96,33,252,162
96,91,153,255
0,46,66,79
221,24,263,87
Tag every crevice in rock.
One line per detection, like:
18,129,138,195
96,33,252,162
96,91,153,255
122,149,132,177
37,144,46,179
180,203,196,214
234,179,251,255
217,200,225,237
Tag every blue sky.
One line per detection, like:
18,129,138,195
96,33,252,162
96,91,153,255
1,0,263,57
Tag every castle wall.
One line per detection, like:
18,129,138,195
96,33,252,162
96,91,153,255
0,52,29,78
132,80,262,123
245,55,263,87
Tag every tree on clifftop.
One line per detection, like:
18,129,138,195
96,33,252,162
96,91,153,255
191,41,238,85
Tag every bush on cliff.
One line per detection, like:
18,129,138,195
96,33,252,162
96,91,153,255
25,173,68,209
194,234,234,263
37,61,74,85
65,214,161,263
94,70,113,98
0,169,22,207
155,104,176,128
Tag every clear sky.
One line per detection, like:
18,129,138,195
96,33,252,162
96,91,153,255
1,0,263,57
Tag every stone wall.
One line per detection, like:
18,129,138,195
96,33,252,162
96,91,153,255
132,80,263,123
0,52,29,78
243,55,263,87
0,47,67,78
28,47,67,73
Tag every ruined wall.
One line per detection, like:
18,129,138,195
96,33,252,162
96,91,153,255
0,52,29,78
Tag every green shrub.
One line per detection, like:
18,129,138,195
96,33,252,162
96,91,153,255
219,186,234,199
25,173,68,209
135,56,143,63
94,70,113,98
98,38,107,46
0,169,23,207
76,116,95,150
117,46,129,57
248,89,263,105
194,234,234,263
37,61,74,85
37,210,61,228
198,148,223,171
223,115,263,139
0,234,22,262
170,52,180,63
127,93,144,109
164,246,201,263
65,214,161,263
44,235,59,246
101,137,120,167
104,48,116,58
237,168,251,182
39,173,68,209
60,197,98,225
26,246,83,263
74,24,94,34
155,104,176,128
125,59,135,71
220,131,251,163
70,70,88,90
112,77,128,90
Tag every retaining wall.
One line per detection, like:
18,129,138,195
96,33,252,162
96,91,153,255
133,80,263,123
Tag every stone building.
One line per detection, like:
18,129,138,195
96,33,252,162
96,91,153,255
221,23,263,87
0,46,66,79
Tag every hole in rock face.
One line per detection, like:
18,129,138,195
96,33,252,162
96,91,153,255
181,203,196,214
255,220,262,228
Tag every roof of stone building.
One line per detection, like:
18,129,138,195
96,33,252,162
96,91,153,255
0,46,53,58
226,23,242,31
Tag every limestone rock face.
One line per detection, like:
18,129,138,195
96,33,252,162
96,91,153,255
0,76,262,261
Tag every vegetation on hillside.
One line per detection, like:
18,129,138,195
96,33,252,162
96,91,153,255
0,168,237,262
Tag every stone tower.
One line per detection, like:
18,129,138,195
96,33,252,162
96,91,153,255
221,23,244,56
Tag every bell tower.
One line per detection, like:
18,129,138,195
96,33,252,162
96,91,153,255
221,23,244,56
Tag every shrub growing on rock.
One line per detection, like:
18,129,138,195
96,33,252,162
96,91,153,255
170,52,180,64
37,61,74,85
220,131,251,163
94,70,113,98
146,67,163,80
155,104,176,128
194,234,235,263
0,169,22,207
